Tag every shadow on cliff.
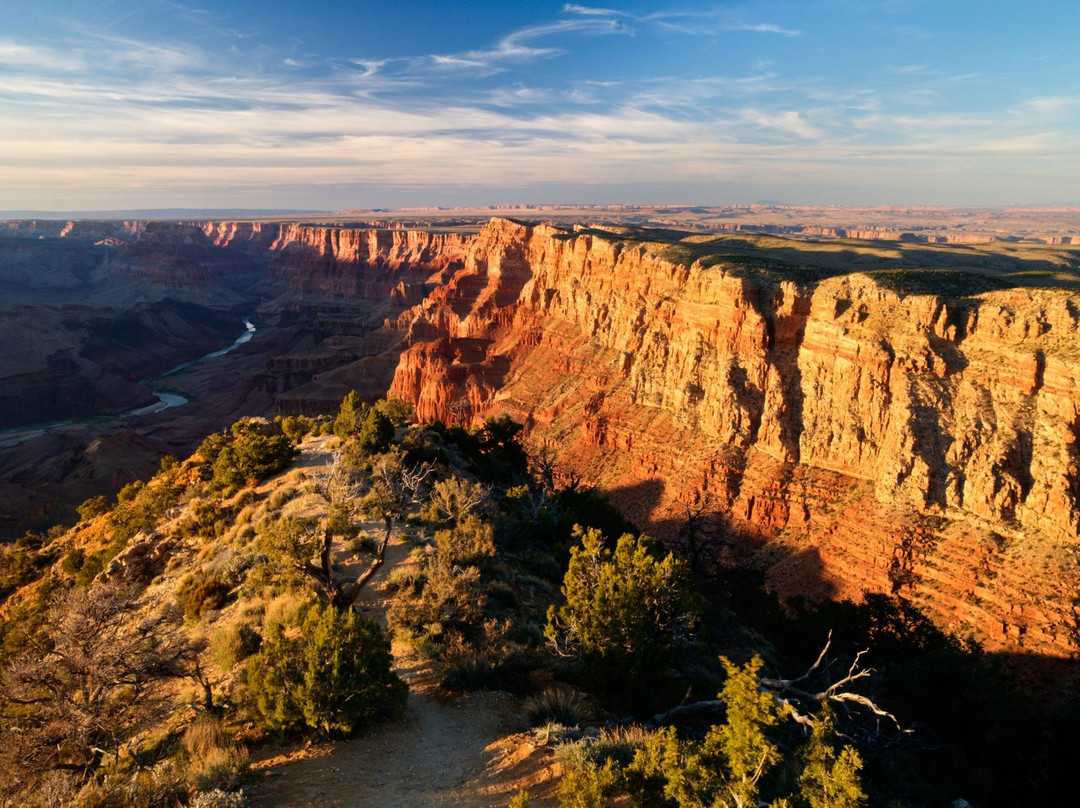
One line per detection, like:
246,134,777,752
601,478,667,535
592,474,1080,805
730,582,1080,808
597,476,842,606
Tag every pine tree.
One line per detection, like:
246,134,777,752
357,407,394,454
797,704,866,808
627,656,787,808
297,603,406,734
246,602,406,735
545,528,696,705
334,390,367,439
716,655,786,808
246,622,304,732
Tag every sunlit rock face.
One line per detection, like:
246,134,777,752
5,215,1080,656
380,219,1080,658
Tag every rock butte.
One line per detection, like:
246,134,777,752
6,216,1080,659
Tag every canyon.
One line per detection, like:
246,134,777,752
3,214,1080,660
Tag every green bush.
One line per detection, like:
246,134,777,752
327,501,359,540
62,548,86,575
74,552,106,588
375,397,413,427
334,391,368,439
246,601,406,735
279,415,317,443
76,495,109,521
508,790,531,808
544,528,697,706
620,657,866,808
0,545,48,599
356,408,394,455
210,429,297,493
107,477,181,545
557,756,619,808
197,432,229,464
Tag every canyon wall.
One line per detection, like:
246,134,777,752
200,222,477,414
202,221,472,303
382,219,1080,658
7,216,1079,656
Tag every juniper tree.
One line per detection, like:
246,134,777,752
246,602,406,735
545,527,697,705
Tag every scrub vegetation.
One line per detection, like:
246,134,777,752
0,394,1071,807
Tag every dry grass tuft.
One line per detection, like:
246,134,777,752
525,685,586,728
182,716,248,793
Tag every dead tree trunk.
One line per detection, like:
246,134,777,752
353,517,394,594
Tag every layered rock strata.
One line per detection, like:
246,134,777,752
7,216,1080,658
381,219,1080,658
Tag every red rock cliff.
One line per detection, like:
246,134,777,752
384,218,1080,658
202,221,473,301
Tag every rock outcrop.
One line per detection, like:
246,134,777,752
382,219,1080,658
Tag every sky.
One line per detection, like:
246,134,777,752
1,0,1079,211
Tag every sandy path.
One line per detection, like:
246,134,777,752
246,534,560,808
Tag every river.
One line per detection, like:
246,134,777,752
0,318,256,449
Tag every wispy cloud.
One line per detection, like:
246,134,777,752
422,17,627,75
1,3,1078,208
739,108,823,139
0,41,85,71
562,4,622,17
1017,95,1080,114
734,23,802,36
562,4,803,37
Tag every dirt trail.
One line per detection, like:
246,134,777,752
246,534,561,808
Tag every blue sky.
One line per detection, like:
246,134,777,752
2,0,1079,210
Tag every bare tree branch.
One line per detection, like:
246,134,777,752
651,632,909,738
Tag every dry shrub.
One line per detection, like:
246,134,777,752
178,574,233,621
261,592,308,631
210,550,254,588
71,761,186,808
210,621,262,672
384,565,425,594
440,647,494,691
176,497,231,541
433,515,496,567
589,724,652,767
182,715,230,760
266,486,296,511
234,505,257,527
182,717,247,792
233,488,259,508
346,535,379,555
533,722,575,746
